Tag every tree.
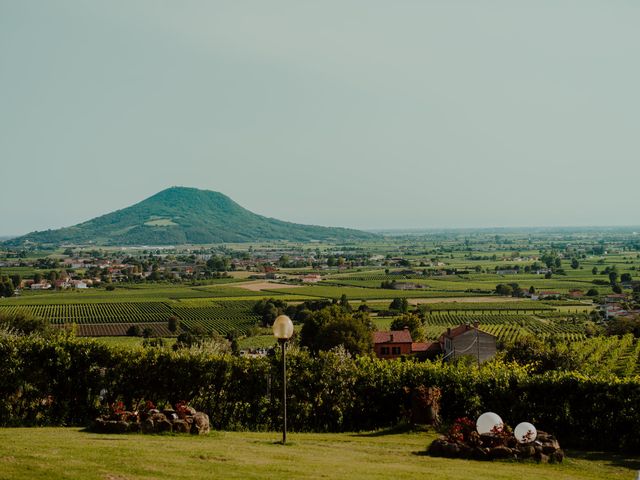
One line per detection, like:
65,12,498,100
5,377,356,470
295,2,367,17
586,288,599,297
606,316,640,337
0,310,51,335
390,314,424,341
10,274,21,289
621,273,633,283
142,327,153,338
571,258,580,269
253,298,288,327
126,325,141,336
592,266,598,275
495,284,513,296
0,279,14,298
206,256,230,272
168,315,180,334
339,294,352,312
278,255,290,268
389,297,409,313
529,286,536,295
609,271,619,285
299,306,374,356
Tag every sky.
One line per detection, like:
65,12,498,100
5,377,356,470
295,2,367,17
1,1,639,235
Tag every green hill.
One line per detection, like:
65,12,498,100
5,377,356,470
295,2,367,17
5,187,377,246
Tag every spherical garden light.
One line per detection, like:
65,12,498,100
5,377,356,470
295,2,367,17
476,412,503,435
273,314,294,341
514,422,537,443
272,315,294,444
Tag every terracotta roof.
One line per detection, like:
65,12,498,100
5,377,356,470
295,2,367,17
440,324,496,340
411,341,441,353
373,330,413,344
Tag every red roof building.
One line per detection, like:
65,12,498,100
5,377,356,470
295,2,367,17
373,328,414,360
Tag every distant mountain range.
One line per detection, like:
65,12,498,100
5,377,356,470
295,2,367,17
4,187,377,246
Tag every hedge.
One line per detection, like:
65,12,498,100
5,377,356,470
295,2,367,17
0,334,638,452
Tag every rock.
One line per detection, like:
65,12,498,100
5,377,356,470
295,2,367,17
534,451,549,464
163,409,179,421
141,418,155,434
488,445,513,459
468,431,482,447
191,412,210,435
457,443,473,459
114,421,130,434
517,445,536,458
93,418,107,432
155,419,173,433
549,449,564,463
151,413,167,423
172,419,190,434
542,439,561,454
472,447,489,461
427,439,447,456
480,433,499,447
441,442,461,457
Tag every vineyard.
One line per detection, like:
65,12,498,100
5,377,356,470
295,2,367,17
0,300,260,337
422,313,588,343
421,302,557,313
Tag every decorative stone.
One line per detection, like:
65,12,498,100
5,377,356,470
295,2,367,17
172,419,190,433
534,451,549,464
191,412,210,435
154,418,173,433
141,418,155,434
549,449,564,463
488,445,513,459
517,445,536,458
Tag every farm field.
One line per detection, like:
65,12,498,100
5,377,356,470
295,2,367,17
0,427,636,480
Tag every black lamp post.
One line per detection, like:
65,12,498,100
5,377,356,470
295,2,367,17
272,314,294,444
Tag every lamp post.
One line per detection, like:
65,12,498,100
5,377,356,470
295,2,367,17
272,314,294,444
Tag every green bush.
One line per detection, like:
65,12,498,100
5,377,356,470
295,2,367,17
0,334,638,453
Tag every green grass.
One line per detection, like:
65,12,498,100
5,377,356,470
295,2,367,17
0,428,636,480
264,285,481,300
238,334,278,350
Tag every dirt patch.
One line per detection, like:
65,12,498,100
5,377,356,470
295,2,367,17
409,296,525,305
231,281,303,292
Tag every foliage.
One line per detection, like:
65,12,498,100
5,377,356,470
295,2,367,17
389,297,409,313
446,417,476,443
0,310,52,336
0,334,639,452
389,314,424,341
606,316,640,337
299,306,374,356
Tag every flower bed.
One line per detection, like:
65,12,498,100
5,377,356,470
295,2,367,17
92,400,210,435
427,418,563,463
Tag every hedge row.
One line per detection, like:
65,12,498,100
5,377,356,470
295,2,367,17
0,334,638,452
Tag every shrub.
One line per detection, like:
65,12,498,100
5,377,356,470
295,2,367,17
0,335,638,452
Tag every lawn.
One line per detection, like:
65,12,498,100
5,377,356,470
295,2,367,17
0,428,637,480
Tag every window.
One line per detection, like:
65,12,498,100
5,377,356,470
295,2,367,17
391,347,401,355
381,347,390,355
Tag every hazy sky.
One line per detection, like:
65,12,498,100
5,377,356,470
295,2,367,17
1,1,639,235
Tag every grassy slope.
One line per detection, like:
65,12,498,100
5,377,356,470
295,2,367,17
0,428,636,480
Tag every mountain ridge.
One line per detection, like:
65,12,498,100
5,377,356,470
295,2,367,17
4,187,377,246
